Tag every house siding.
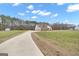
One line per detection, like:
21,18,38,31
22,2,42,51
35,23,52,31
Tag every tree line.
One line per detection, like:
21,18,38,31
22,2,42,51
0,15,77,30
0,15,38,30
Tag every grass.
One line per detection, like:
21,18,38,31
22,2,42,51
0,30,26,43
35,30,79,55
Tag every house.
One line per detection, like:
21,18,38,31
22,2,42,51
5,28,11,31
75,25,79,30
35,23,52,31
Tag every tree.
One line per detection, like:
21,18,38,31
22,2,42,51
51,23,75,30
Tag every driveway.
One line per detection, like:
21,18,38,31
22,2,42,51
0,31,43,56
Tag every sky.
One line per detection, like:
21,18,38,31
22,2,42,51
0,3,79,25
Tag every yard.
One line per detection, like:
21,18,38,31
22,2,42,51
0,30,26,44
32,30,79,56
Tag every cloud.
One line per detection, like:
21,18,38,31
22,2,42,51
38,11,51,16
31,10,51,16
27,5,34,10
57,3,64,5
50,13,58,18
12,3,20,6
32,10,40,14
63,19,73,24
67,4,79,12
63,20,69,24
18,12,25,16
53,13,58,17
31,16,37,19
26,10,30,13
27,5,51,16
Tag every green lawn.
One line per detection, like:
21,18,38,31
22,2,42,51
35,30,79,55
0,30,26,43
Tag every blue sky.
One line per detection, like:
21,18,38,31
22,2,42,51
0,3,79,25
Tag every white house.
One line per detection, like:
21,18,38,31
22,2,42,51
35,24,41,31
75,25,79,30
5,28,11,31
35,23,52,31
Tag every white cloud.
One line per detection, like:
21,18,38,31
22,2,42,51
31,16,37,19
18,12,25,16
31,10,51,16
26,10,30,13
63,19,73,24
12,3,20,6
32,10,40,14
53,13,58,17
57,3,64,5
42,12,51,16
67,4,79,12
38,11,51,16
63,20,69,24
27,5,34,10
50,13,58,18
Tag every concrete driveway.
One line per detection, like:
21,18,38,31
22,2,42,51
0,31,43,56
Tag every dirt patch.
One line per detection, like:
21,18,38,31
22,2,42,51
32,33,73,56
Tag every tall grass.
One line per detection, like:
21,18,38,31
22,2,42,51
36,30,79,54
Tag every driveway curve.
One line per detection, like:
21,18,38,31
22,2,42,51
0,31,43,56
